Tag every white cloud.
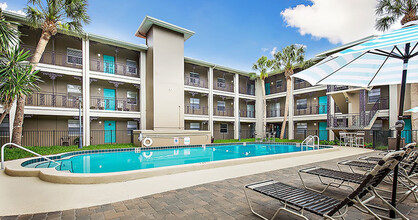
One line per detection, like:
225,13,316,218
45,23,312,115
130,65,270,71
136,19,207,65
295,43,307,49
261,48,269,52
281,0,401,44
270,47,277,57
0,2,26,16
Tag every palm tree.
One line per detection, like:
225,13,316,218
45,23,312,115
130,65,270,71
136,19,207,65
11,0,90,145
273,45,307,139
0,47,41,124
0,9,19,54
375,0,418,31
252,56,273,137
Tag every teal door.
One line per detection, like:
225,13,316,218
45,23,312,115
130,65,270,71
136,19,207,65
318,122,328,141
402,118,412,143
265,82,270,95
103,55,115,74
104,120,116,143
104,88,116,110
318,96,327,114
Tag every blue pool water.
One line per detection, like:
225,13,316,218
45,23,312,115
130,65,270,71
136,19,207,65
23,144,321,173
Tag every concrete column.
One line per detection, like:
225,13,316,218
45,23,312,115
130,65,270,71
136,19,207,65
234,73,239,139
255,78,264,138
82,37,90,146
329,95,335,141
288,78,294,139
389,84,398,137
140,51,147,130
208,67,214,136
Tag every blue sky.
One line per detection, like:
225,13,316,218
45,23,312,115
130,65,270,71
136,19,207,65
2,0,382,72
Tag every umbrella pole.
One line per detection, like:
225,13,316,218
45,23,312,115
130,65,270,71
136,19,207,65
390,43,410,218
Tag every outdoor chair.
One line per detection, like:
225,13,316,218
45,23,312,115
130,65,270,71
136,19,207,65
358,143,416,163
354,131,365,148
61,136,70,146
244,151,407,220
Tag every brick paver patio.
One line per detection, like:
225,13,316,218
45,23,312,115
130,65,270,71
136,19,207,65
1,151,417,220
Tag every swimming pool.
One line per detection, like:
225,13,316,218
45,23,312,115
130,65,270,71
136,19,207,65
22,143,325,174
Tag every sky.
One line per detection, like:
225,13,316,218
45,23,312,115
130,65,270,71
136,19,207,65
1,0,396,72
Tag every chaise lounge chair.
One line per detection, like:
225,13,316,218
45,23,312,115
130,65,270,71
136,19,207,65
244,151,407,220
358,143,416,163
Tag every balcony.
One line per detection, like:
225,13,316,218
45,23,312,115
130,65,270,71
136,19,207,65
184,106,208,115
22,45,82,69
90,59,139,78
239,87,255,96
267,85,287,95
267,109,285,117
294,80,311,90
90,97,139,111
184,77,208,89
240,110,255,118
26,92,80,108
294,105,327,116
213,107,234,117
214,82,234,93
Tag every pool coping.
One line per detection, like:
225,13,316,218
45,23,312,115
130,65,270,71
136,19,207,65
4,143,338,184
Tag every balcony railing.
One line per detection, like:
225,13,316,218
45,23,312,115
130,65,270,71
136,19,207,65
294,105,327,115
184,77,208,88
90,97,139,111
240,129,255,139
22,45,83,69
90,59,139,78
239,87,255,96
214,82,234,92
294,81,311,90
213,108,234,117
184,106,208,115
240,110,255,118
267,109,285,117
214,128,235,140
26,92,80,108
267,85,287,95
367,96,389,110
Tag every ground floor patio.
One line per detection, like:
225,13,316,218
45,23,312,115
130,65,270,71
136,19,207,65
0,147,416,219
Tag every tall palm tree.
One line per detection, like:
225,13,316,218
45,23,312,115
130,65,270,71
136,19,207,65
252,56,273,137
0,47,41,124
11,0,90,145
0,9,19,54
273,44,307,139
375,0,418,141
375,0,418,31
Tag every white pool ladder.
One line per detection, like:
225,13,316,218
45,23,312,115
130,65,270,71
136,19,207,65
300,135,320,150
1,143,60,170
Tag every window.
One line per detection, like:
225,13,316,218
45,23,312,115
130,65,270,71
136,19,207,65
217,101,226,111
190,122,200,130
296,123,307,134
67,84,81,99
220,123,228,133
68,120,82,136
295,78,304,84
190,98,200,109
217,77,226,88
276,80,282,88
368,88,381,103
67,48,82,65
127,121,138,134
0,116,9,133
296,99,307,110
127,91,137,105
126,60,137,74
190,72,200,84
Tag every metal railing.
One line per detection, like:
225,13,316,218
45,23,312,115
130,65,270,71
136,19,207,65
184,77,208,88
240,129,255,139
300,135,319,150
90,130,133,145
240,110,255,118
22,45,83,69
214,129,235,140
213,108,234,117
184,106,209,115
239,87,255,96
214,82,234,92
267,109,285,117
267,85,287,94
90,97,139,111
294,81,311,90
1,143,60,169
90,59,139,77
26,92,80,108
295,105,327,115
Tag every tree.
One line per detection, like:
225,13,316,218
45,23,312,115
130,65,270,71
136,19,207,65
11,0,90,145
252,56,273,137
273,44,308,139
375,0,418,31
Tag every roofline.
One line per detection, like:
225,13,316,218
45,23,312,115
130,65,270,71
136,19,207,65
136,16,195,41
315,35,377,57
184,57,250,76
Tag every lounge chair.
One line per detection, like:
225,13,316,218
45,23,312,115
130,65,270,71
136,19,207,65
244,151,407,220
358,143,416,163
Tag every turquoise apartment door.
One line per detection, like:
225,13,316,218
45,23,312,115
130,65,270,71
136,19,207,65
318,122,328,141
265,82,270,95
318,96,327,114
402,118,412,143
104,120,116,143
104,88,116,110
103,55,115,74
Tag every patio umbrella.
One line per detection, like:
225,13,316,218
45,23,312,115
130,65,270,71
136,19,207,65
293,22,418,218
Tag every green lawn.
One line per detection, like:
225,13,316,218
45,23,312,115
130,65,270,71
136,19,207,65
3,143,135,161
